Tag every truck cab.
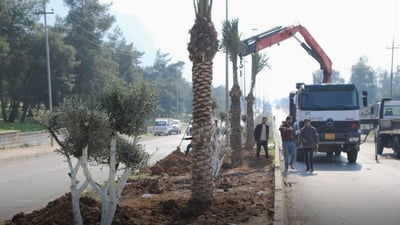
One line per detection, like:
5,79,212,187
291,83,368,163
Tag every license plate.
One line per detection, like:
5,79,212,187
325,133,335,140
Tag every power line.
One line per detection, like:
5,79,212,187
69,10,96,29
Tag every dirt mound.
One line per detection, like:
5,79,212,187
7,194,104,225
5,151,274,225
149,147,192,176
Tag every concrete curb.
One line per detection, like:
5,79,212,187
0,144,58,162
273,145,287,225
273,124,288,225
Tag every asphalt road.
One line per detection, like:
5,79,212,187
271,107,400,225
284,133,400,225
0,133,185,221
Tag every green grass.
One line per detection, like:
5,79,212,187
19,143,34,148
0,118,45,132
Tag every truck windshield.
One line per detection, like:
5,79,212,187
383,105,400,116
299,90,358,110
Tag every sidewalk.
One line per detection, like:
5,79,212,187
0,144,59,161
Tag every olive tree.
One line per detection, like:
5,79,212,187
37,80,157,225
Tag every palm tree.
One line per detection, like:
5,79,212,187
187,0,218,202
245,53,269,150
221,18,243,167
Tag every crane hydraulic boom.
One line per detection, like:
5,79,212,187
240,25,332,83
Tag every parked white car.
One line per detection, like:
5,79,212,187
170,119,182,134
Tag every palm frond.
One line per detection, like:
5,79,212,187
250,52,270,93
193,0,212,19
221,18,245,57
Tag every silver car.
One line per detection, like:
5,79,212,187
153,118,173,136
170,119,182,134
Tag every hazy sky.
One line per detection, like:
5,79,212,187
49,0,400,101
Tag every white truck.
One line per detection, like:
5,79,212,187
290,83,368,163
371,98,400,158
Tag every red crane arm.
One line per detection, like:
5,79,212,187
240,25,332,83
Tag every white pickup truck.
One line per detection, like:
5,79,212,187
371,98,400,158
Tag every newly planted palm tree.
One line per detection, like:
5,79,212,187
245,53,269,150
187,0,218,202
221,18,244,166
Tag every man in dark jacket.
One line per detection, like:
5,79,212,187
253,116,270,158
300,118,319,172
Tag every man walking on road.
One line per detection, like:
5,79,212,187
300,118,319,173
253,116,270,158
279,116,296,173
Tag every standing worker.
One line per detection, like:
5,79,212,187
279,116,296,173
253,116,270,158
300,118,319,173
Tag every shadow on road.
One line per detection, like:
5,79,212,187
377,153,399,160
290,152,363,175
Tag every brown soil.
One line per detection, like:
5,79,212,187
5,148,274,225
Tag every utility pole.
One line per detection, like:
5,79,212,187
37,2,54,146
387,37,399,98
243,60,246,114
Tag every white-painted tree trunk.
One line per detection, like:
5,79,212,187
66,153,88,225
81,137,136,225
103,136,137,225
81,146,107,223
212,125,226,178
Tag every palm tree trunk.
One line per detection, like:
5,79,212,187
191,61,214,202
230,84,242,166
245,93,255,150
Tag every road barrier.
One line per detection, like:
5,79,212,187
0,130,51,148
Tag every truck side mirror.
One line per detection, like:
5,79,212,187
362,90,368,107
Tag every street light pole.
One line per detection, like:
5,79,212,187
225,0,230,146
176,74,179,118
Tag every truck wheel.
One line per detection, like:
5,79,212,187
375,141,384,154
347,150,358,163
296,148,305,162
394,150,400,159
393,136,400,158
